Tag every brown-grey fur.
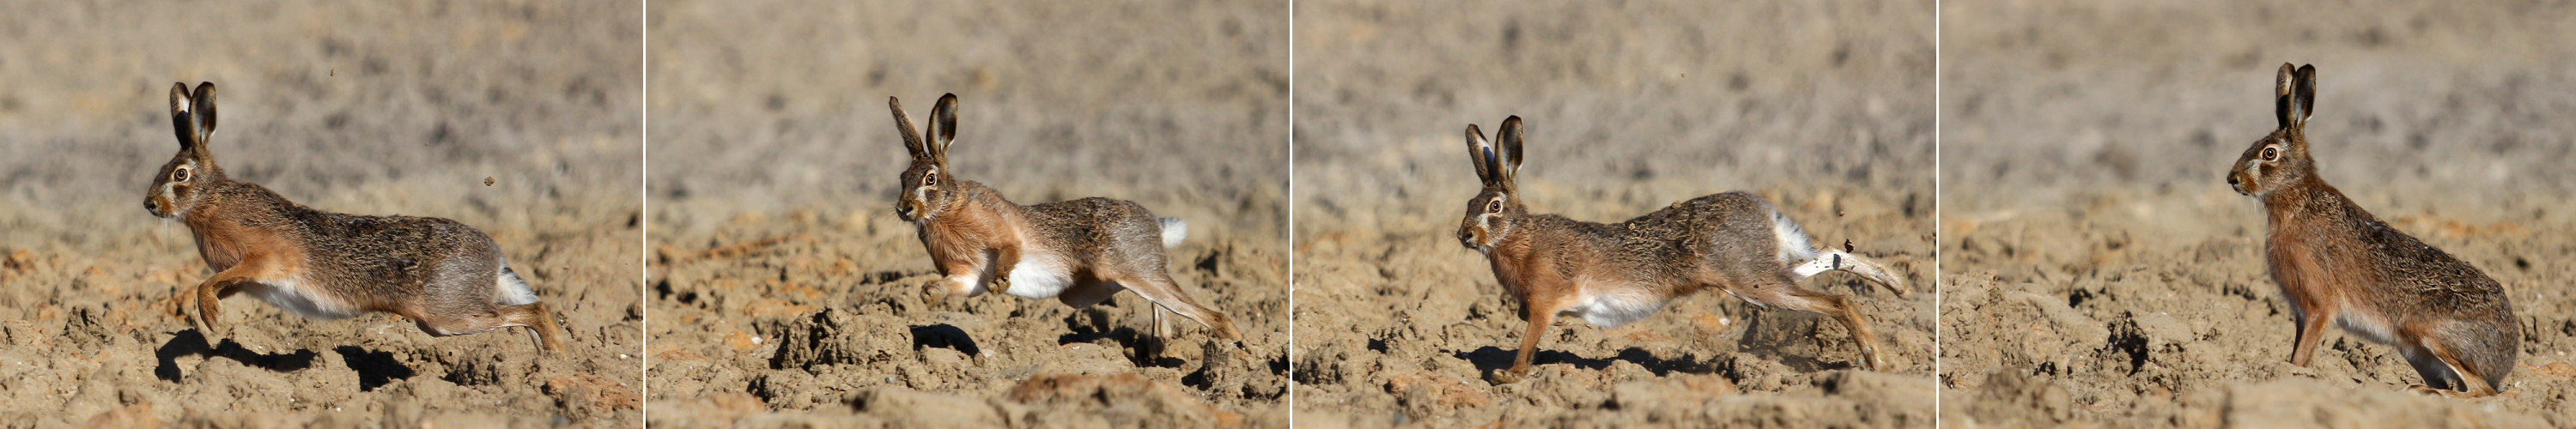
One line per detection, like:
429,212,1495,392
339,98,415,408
2227,63,2518,396
144,82,566,353
890,94,1243,354
1456,116,1907,384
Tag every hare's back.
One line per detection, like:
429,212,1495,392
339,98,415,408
290,209,501,293
2349,219,2512,317
1024,197,1164,260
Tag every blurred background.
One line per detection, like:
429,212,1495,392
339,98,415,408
1294,1,1934,427
645,1,1288,426
1941,1,2576,426
0,1,640,426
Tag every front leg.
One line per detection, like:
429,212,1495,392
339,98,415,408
191,264,268,340
1495,299,1562,384
927,249,997,303
2287,302,2336,366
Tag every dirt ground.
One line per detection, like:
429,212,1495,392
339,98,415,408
1292,1,1935,427
1941,1,2576,426
0,1,644,427
642,0,1289,426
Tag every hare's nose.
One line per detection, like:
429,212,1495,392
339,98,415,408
2227,174,2239,186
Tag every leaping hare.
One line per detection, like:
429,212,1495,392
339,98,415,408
2226,63,2519,396
143,82,567,353
1455,116,1910,383
889,94,1243,353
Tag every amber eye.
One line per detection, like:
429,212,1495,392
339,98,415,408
1485,201,1503,214
172,167,191,182
2261,147,2277,160
921,174,937,186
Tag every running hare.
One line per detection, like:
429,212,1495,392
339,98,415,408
1455,116,1910,383
890,94,1243,353
143,82,566,353
2227,63,2519,396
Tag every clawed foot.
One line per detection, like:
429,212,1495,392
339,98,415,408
1487,367,1529,385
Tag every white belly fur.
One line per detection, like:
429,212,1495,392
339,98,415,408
242,276,362,319
1562,287,1666,328
1002,256,1075,299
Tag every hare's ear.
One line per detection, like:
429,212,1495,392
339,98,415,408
2275,63,2304,130
169,82,198,152
191,82,218,145
929,93,959,160
890,96,928,160
1496,116,1525,186
1464,124,1495,184
2290,64,2316,130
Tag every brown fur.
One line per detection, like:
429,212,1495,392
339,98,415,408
1456,117,1907,383
890,94,1243,353
145,82,565,353
2227,64,2518,396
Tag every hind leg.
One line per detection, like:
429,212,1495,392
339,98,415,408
1054,279,1171,357
1107,269,1242,342
2403,329,2500,397
1790,250,1911,298
408,303,567,353
1727,275,1884,371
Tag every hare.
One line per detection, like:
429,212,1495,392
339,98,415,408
889,94,1243,354
143,82,567,353
2226,63,2519,396
1455,116,1910,383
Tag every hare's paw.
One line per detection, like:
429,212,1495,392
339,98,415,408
1487,367,1530,385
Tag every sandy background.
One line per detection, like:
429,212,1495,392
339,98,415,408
1941,0,2576,426
1293,1,1935,427
642,0,1288,426
0,1,644,427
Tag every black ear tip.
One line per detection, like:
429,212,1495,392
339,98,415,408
1466,124,1482,135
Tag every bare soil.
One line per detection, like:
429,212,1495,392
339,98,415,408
642,1,1290,426
0,1,644,427
1941,1,2576,426
1292,1,1938,427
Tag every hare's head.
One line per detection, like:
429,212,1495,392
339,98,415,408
146,82,223,219
1458,117,1527,252
2228,63,2318,196
891,94,963,222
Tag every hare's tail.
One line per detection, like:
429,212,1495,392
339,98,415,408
1772,209,1911,297
1157,217,1188,248
496,265,540,305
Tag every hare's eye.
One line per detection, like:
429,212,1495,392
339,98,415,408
2261,147,2277,160
922,175,938,186
1485,201,1503,214
172,167,190,182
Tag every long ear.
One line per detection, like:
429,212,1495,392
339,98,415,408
170,82,198,152
191,82,218,147
2291,64,2316,130
2274,63,2301,130
1496,116,1524,187
890,96,927,160
1464,124,1494,184
929,94,958,160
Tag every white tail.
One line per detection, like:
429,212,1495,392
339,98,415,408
495,266,539,305
1769,208,1820,263
1158,217,1188,248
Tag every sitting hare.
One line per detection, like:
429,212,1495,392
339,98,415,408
144,82,566,352
2227,64,2518,396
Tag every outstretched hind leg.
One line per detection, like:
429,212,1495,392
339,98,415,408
1789,250,1910,298
1110,270,1243,343
409,302,567,353
1727,275,1884,371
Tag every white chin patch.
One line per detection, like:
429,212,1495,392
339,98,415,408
245,277,362,319
1002,257,1074,299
